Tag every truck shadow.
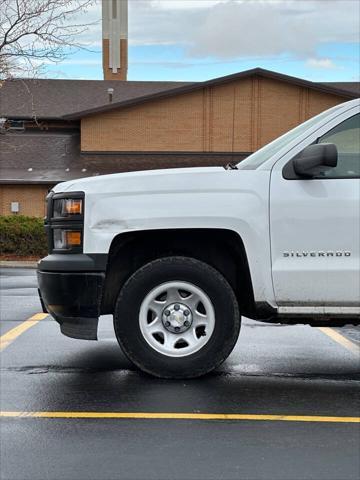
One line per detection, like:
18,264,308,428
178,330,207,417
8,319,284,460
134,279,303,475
19,341,359,418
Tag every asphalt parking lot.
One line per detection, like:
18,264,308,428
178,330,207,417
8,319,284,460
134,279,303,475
0,267,359,480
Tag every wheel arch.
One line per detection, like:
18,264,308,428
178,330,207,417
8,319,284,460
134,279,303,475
101,228,259,318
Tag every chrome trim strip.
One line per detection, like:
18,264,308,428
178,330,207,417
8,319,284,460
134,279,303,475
278,306,360,316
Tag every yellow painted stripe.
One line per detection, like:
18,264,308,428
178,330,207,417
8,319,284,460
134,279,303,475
0,313,47,351
0,411,359,423
318,327,360,356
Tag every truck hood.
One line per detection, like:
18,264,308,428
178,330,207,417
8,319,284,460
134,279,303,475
52,166,227,194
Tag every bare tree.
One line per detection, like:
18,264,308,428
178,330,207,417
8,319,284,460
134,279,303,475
0,0,97,79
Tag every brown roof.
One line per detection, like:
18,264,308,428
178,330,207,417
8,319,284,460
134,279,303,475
321,82,360,96
64,68,360,120
0,78,191,120
0,131,82,183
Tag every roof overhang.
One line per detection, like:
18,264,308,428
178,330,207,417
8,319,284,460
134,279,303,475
63,68,359,120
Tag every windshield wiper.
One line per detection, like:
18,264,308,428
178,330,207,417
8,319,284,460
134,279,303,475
224,162,238,170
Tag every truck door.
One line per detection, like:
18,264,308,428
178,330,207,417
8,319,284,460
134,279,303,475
270,112,360,307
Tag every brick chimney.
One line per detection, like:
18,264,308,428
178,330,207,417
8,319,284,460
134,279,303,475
102,0,128,81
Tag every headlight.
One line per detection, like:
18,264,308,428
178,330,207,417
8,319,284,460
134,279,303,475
49,193,84,253
53,198,83,218
53,229,82,250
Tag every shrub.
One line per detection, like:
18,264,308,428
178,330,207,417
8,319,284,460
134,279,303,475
0,215,47,257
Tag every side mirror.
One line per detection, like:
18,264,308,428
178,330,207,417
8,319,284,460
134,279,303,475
292,143,338,178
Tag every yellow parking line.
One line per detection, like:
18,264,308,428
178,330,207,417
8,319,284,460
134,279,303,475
318,327,360,356
0,313,48,352
0,411,359,423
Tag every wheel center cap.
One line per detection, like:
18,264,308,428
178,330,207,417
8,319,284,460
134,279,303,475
172,311,184,324
162,303,193,333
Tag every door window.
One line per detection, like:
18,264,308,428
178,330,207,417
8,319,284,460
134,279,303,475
316,113,359,178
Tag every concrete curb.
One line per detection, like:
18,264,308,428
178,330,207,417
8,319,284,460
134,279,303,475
0,261,38,269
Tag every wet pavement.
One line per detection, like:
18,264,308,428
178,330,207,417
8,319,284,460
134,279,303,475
0,268,359,480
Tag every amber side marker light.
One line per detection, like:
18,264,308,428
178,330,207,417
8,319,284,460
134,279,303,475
65,231,82,247
64,199,82,215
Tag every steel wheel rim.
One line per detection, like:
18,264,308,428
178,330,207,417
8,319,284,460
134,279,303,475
139,281,215,357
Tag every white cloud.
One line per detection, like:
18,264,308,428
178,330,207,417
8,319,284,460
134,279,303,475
306,58,338,69
76,0,360,61
131,0,359,57
152,0,224,10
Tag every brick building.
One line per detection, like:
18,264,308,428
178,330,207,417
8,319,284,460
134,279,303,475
0,0,359,217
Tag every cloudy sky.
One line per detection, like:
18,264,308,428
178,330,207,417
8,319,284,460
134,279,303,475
46,0,360,82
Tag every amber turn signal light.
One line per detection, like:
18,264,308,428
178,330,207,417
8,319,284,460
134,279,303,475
64,199,83,215
65,230,82,246
53,229,82,250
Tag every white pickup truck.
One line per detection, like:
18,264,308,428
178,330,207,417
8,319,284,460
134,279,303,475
38,98,360,378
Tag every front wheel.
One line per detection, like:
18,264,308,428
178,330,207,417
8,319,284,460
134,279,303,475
114,256,240,378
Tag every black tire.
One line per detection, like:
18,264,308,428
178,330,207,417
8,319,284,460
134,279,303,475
114,256,240,379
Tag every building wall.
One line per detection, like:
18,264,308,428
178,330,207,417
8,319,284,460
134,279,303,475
81,76,345,153
82,90,205,152
0,185,51,217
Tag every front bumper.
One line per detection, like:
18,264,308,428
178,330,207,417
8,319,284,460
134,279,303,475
37,254,107,340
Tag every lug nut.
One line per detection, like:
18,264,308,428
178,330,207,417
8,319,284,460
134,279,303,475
174,304,180,311
184,320,190,327
184,310,190,316
175,326,180,332
164,310,170,316
165,321,171,327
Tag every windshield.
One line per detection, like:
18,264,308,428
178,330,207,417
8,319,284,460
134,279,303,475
237,103,345,170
